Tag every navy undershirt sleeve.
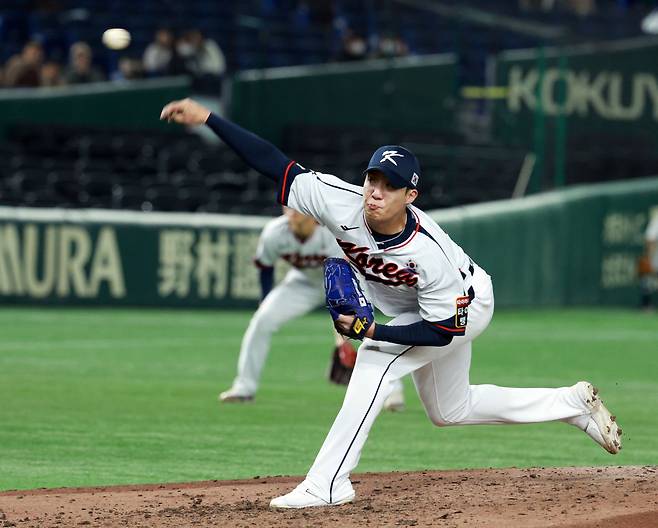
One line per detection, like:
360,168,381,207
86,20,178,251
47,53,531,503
259,267,274,300
205,113,291,182
372,320,454,347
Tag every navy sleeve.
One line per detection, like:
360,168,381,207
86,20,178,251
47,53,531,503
205,113,307,204
205,113,290,182
372,320,454,347
258,266,274,300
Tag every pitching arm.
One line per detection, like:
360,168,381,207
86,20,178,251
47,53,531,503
160,98,294,182
161,98,348,226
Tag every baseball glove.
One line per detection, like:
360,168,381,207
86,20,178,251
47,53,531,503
638,254,653,276
328,341,357,385
324,257,374,340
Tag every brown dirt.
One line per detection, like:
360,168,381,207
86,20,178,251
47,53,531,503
0,466,656,528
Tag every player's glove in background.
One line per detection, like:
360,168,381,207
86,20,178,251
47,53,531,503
324,258,374,340
328,341,357,385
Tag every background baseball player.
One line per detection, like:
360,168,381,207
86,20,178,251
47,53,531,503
160,98,622,509
220,206,406,411
639,205,658,310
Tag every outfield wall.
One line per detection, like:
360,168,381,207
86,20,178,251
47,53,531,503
230,53,458,144
430,177,658,307
493,37,658,149
0,77,191,139
0,177,656,308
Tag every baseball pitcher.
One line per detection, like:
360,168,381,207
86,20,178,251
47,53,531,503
161,98,622,510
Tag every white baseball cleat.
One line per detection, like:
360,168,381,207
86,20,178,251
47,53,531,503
218,387,254,403
270,482,355,509
383,388,405,412
576,381,622,454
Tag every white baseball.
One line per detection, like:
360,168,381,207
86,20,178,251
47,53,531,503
102,28,131,50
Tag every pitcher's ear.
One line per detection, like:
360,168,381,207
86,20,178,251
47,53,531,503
405,188,418,205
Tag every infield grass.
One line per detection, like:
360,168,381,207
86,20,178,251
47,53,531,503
0,307,656,491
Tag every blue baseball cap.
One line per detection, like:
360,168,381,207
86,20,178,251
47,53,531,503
363,145,421,189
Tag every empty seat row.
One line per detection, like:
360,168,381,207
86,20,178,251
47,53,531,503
3,123,657,215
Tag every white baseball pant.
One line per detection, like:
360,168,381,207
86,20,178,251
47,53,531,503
230,269,324,395
304,266,592,502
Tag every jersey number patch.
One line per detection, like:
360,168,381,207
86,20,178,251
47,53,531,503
455,296,470,328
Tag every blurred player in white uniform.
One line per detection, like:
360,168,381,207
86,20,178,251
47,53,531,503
640,205,658,310
220,207,405,410
161,98,622,510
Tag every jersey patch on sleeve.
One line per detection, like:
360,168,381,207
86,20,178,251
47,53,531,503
426,295,471,338
455,295,470,329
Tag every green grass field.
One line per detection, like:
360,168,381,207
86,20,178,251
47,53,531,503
0,307,656,491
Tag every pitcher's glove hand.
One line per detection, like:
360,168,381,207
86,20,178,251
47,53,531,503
324,258,374,340
328,341,356,385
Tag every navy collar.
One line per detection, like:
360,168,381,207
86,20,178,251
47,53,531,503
369,208,418,250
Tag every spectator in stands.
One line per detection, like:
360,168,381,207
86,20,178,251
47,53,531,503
3,41,44,87
40,60,65,87
376,34,410,59
337,29,368,61
64,42,105,84
177,29,226,94
177,29,226,77
112,57,144,82
143,28,177,76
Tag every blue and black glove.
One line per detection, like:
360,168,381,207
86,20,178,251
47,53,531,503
324,258,374,340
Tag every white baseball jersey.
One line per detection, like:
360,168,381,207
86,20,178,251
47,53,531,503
279,167,481,337
255,215,342,282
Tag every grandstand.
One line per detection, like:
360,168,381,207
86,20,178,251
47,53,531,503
0,1,650,77
3,3,658,213
1,1,657,214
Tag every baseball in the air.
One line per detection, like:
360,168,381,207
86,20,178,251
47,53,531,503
102,28,131,50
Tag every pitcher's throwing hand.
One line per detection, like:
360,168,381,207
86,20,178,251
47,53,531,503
160,98,211,126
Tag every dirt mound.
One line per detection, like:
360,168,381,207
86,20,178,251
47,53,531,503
1,466,656,527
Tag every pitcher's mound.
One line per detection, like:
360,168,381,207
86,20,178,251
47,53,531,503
1,466,656,527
